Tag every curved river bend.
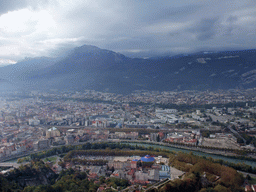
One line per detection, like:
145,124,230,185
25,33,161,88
124,142,256,168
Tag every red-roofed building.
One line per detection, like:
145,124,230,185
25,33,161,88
132,180,150,185
88,173,98,180
158,132,164,140
131,161,137,169
97,186,105,192
186,139,197,145
245,185,252,192
65,162,74,169
252,185,256,192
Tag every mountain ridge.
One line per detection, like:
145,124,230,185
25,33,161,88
0,45,256,93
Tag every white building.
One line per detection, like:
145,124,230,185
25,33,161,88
46,127,61,138
29,119,40,126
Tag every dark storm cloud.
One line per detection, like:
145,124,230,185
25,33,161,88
227,15,238,23
143,4,203,24
192,18,220,41
0,0,28,14
225,16,238,36
0,0,50,14
0,0,256,60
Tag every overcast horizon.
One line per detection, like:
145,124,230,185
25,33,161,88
0,0,256,65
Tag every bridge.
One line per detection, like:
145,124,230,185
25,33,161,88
0,162,20,168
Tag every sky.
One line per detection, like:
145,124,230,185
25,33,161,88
0,0,256,65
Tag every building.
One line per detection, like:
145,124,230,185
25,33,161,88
131,159,139,169
159,165,171,179
46,127,61,138
34,139,49,150
29,118,40,126
65,135,75,144
148,169,160,181
108,161,128,170
140,155,155,167
166,132,184,143
150,133,160,142
135,171,149,181
156,109,178,114
141,155,155,163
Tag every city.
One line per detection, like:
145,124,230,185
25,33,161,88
1,0,256,191
0,89,256,191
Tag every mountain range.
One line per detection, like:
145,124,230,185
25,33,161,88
0,45,256,93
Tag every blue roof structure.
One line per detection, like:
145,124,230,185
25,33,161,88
140,155,155,162
161,165,170,172
160,165,171,179
159,171,170,179
132,159,139,161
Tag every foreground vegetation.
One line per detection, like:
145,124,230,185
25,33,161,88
0,159,128,192
164,152,244,192
1,142,251,192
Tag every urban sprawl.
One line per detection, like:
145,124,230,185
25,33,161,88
1,88,256,190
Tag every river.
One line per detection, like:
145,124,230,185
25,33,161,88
124,142,256,168
5,141,256,168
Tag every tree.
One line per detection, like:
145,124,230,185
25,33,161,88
246,174,251,180
58,161,66,168
111,166,114,173
157,134,160,142
214,184,230,192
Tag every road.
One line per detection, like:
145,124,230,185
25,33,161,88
238,171,256,178
227,125,246,144
0,162,19,168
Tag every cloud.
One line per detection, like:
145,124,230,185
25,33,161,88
0,0,256,60
225,16,238,36
191,17,220,41
0,59,16,65
0,0,50,14
0,0,28,14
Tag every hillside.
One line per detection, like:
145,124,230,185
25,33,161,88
0,45,256,93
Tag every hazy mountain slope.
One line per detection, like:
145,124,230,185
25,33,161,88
0,78,19,91
0,57,57,82
1,45,256,93
32,45,130,77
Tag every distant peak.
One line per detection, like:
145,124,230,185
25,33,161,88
75,44,101,51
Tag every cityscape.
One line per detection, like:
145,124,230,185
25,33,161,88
0,89,256,191
1,0,256,191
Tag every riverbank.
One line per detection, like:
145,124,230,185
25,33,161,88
118,141,256,168
2,139,256,168
117,140,256,160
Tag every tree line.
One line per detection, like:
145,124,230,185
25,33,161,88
16,141,256,174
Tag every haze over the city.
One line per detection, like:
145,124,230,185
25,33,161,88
0,0,256,65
